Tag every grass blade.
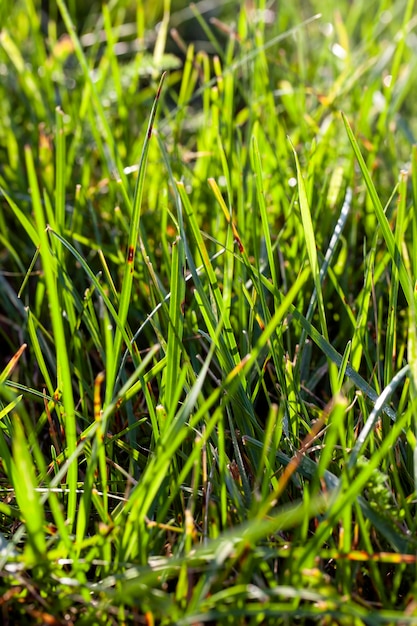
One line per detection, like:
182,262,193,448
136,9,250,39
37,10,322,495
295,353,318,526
342,112,413,304
25,145,78,526
108,73,166,401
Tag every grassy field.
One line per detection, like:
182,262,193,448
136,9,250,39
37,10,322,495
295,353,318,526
1,0,417,623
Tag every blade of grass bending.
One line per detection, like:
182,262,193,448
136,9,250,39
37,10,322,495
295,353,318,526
289,303,400,422
347,365,409,471
17,247,40,299
25,145,78,527
342,112,413,305
337,340,352,390
0,394,22,422
108,73,166,404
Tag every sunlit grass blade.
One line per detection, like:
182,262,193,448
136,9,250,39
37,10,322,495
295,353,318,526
347,365,409,472
11,416,46,562
291,143,328,341
251,135,280,307
297,186,352,363
160,236,186,422
342,112,413,304
384,170,407,385
0,343,27,385
299,414,415,569
25,145,78,526
108,72,166,402
25,309,55,397
2,1,417,620
0,186,40,247
350,241,376,374
337,340,352,390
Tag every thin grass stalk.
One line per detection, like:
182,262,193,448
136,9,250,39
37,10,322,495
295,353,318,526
385,171,407,389
350,240,376,373
108,73,166,403
11,417,46,562
55,0,129,190
295,186,352,371
342,112,413,305
251,135,280,310
291,145,329,341
160,236,186,419
54,107,66,252
25,145,78,526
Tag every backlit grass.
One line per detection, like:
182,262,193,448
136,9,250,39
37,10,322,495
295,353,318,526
1,0,417,623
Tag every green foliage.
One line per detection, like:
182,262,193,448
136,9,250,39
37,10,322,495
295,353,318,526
1,0,417,623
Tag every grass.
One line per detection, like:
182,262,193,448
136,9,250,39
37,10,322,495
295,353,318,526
1,0,417,623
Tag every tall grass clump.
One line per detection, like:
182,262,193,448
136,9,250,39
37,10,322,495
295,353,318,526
1,0,417,623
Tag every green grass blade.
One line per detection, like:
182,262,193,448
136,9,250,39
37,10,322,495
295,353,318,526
251,135,280,308
160,236,186,420
291,142,329,341
12,416,46,562
25,145,78,526
108,73,166,400
342,112,413,304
